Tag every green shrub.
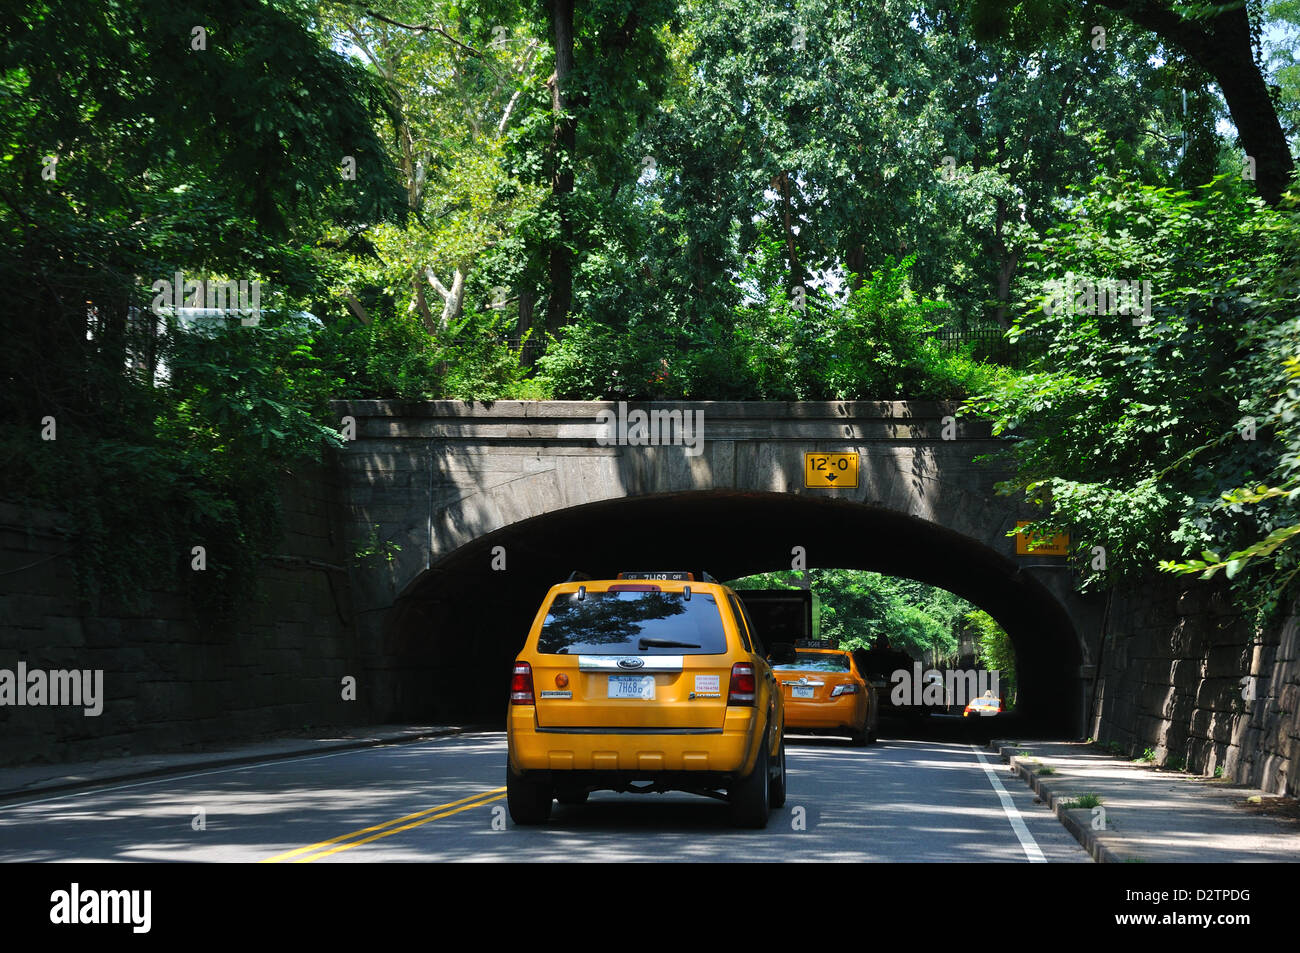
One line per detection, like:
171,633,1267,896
537,243,1007,401
1062,793,1103,810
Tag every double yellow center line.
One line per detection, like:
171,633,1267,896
261,787,506,863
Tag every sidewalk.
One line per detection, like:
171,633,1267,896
991,739,1300,862
0,723,487,803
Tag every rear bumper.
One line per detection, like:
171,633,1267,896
508,705,758,775
783,697,865,731
514,769,743,795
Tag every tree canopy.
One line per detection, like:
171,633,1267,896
4,0,1298,619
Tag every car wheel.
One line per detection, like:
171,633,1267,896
769,738,787,809
849,725,869,746
730,733,771,829
507,766,553,825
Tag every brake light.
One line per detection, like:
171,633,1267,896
831,683,861,697
728,663,756,705
510,662,535,705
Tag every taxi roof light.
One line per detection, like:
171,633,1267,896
795,639,836,649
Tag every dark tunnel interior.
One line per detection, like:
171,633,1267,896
384,491,1085,735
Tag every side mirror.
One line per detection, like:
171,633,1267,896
769,642,797,665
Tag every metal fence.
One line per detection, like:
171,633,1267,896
925,326,1049,368
501,338,546,366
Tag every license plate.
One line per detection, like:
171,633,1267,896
608,675,655,699
792,686,815,699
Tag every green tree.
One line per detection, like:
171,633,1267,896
1,0,404,608
968,0,1297,206
967,609,1017,703
730,569,969,662
319,2,549,331
964,167,1300,620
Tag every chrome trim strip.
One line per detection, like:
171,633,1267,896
534,726,724,735
577,655,685,672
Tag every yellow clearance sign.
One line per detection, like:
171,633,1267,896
804,452,859,488
1015,521,1070,556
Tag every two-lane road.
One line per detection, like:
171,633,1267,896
0,733,1090,862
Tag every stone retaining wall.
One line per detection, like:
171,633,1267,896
0,465,363,766
1092,581,1299,797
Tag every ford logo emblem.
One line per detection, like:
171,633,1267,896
618,657,645,670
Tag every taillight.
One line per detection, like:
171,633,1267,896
510,662,535,705
831,683,861,697
728,663,756,706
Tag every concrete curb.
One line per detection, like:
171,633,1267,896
0,724,491,805
992,743,1125,863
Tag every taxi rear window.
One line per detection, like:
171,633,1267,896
537,590,728,655
772,651,851,672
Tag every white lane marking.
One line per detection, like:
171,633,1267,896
0,733,478,812
971,744,1046,863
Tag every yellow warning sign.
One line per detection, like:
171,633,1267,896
1015,521,1070,556
804,452,859,488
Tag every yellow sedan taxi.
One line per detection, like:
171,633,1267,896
772,642,877,746
507,572,786,828
963,692,1002,717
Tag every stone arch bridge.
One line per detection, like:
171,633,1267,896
328,400,1103,734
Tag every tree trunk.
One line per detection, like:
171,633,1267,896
441,268,465,332
413,277,437,335
993,250,1018,331
779,172,803,293
990,195,1017,330
1096,0,1294,206
517,287,535,338
845,242,866,291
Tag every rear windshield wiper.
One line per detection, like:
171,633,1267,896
637,638,701,649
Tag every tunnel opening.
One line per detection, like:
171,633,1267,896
384,491,1086,736
727,567,1020,722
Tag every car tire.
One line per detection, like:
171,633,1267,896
730,733,771,829
849,724,869,746
507,766,553,825
769,738,787,809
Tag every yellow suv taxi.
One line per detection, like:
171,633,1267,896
506,572,786,828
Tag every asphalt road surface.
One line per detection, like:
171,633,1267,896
0,732,1091,862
